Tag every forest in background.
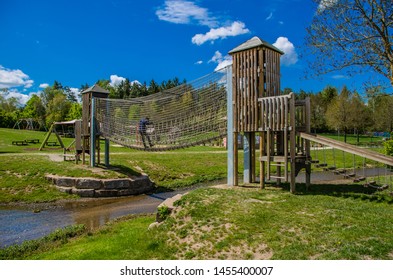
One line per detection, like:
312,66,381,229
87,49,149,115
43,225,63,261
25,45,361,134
1,78,392,141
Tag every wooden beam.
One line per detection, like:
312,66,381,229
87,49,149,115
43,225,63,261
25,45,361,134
299,132,393,166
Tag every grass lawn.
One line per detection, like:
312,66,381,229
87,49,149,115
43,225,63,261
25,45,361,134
3,184,393,260
1,128,393,260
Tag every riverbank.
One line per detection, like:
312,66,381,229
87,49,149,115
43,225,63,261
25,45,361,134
2,181,393,260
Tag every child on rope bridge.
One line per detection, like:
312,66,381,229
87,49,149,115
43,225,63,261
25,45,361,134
139,117,154,149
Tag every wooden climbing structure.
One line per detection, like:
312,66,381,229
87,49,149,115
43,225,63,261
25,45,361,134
228,36,311,193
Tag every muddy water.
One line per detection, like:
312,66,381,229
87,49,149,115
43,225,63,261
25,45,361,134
0,190,188,248
0,169,390,248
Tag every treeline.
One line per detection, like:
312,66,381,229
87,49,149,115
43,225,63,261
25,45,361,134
283,85,393,142
0,77,185,129
84,77,186,99
1,80,392,139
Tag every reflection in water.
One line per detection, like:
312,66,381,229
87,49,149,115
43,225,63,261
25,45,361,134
0,185,195,248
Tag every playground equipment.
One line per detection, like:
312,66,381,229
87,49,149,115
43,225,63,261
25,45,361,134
13,118,46,131
79,36,393,193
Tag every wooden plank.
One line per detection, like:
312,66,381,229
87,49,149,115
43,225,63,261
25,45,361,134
253,48,258,131
259,48,264,98
299,132,393,166
233,54,238,132
289,94,296,193
246,50,251,131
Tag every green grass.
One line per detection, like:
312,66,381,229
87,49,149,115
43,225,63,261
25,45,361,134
0,128,234,202
1,128,393,259
320,132,384,146
5,185,393,260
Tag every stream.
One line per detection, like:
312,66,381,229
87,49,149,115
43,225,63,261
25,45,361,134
0,168,390,248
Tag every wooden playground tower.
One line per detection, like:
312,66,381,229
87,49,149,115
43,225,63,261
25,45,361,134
227,37,311,193
81,84,110,167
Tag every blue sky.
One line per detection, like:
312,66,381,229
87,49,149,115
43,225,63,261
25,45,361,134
0,0,386,105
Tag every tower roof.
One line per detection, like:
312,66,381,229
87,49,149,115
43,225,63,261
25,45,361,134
229,36,284,55
81,84,110,95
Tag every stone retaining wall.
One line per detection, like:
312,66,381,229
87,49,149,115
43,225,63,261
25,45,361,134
45,174,154,197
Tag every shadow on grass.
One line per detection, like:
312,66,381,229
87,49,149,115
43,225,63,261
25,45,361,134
276,182,393,204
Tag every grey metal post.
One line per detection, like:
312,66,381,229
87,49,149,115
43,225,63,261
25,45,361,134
226,65,234,186
105,138,110,168
243,133,251,183
90,97,96,167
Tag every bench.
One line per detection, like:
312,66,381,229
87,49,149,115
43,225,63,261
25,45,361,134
46,141,58,146
25,139,40,144
12,140,28,146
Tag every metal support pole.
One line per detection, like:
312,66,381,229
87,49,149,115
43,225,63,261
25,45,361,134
105,138,110,168
226,65,235,186
90,97,96,167
243,132,251,184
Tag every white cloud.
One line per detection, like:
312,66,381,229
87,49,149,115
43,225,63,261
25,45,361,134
209,51,232,71
39,83,49,88
110,75,141,87
156,0,217,27
266,12,273,21
332,75,350,80
192,21,250,45
195,60,203,65
1,89,37,106
317,0,338,13
273,37,298,66
110,74,126,87
0,65,34,89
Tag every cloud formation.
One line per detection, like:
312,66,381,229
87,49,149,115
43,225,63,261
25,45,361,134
209,51,232,71
0,65,34,89
157,1,249,45
1,89,37,106
317,0,338,13
192,21,250,45
39,83,49,88
156,0,217,27
273,37,298,66
110,74,126,87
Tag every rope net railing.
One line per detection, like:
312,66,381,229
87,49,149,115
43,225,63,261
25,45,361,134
95,68,229,151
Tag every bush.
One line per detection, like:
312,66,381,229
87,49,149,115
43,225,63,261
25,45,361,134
384,140,393,156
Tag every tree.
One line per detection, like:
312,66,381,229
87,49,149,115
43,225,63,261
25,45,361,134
46,93,71,125
348,92,372,143
66,103,82,121
22,94,46,121
326,86,353,142
305,0,393,86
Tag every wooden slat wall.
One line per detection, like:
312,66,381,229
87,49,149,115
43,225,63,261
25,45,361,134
258,94,291,132
232,47,281,132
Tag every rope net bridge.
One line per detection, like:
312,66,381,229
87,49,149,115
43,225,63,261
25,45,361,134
95,69,228,151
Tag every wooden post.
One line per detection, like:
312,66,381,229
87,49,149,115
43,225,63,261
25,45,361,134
90,97,96,167
289,93,296,193
305,97,311,188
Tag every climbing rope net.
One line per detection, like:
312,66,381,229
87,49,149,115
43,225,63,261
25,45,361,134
95,68,229,151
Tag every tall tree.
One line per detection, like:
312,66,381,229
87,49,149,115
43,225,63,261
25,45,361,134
326,86,352,142
22,94,46,121
349,92,372,143
305,0,393,86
